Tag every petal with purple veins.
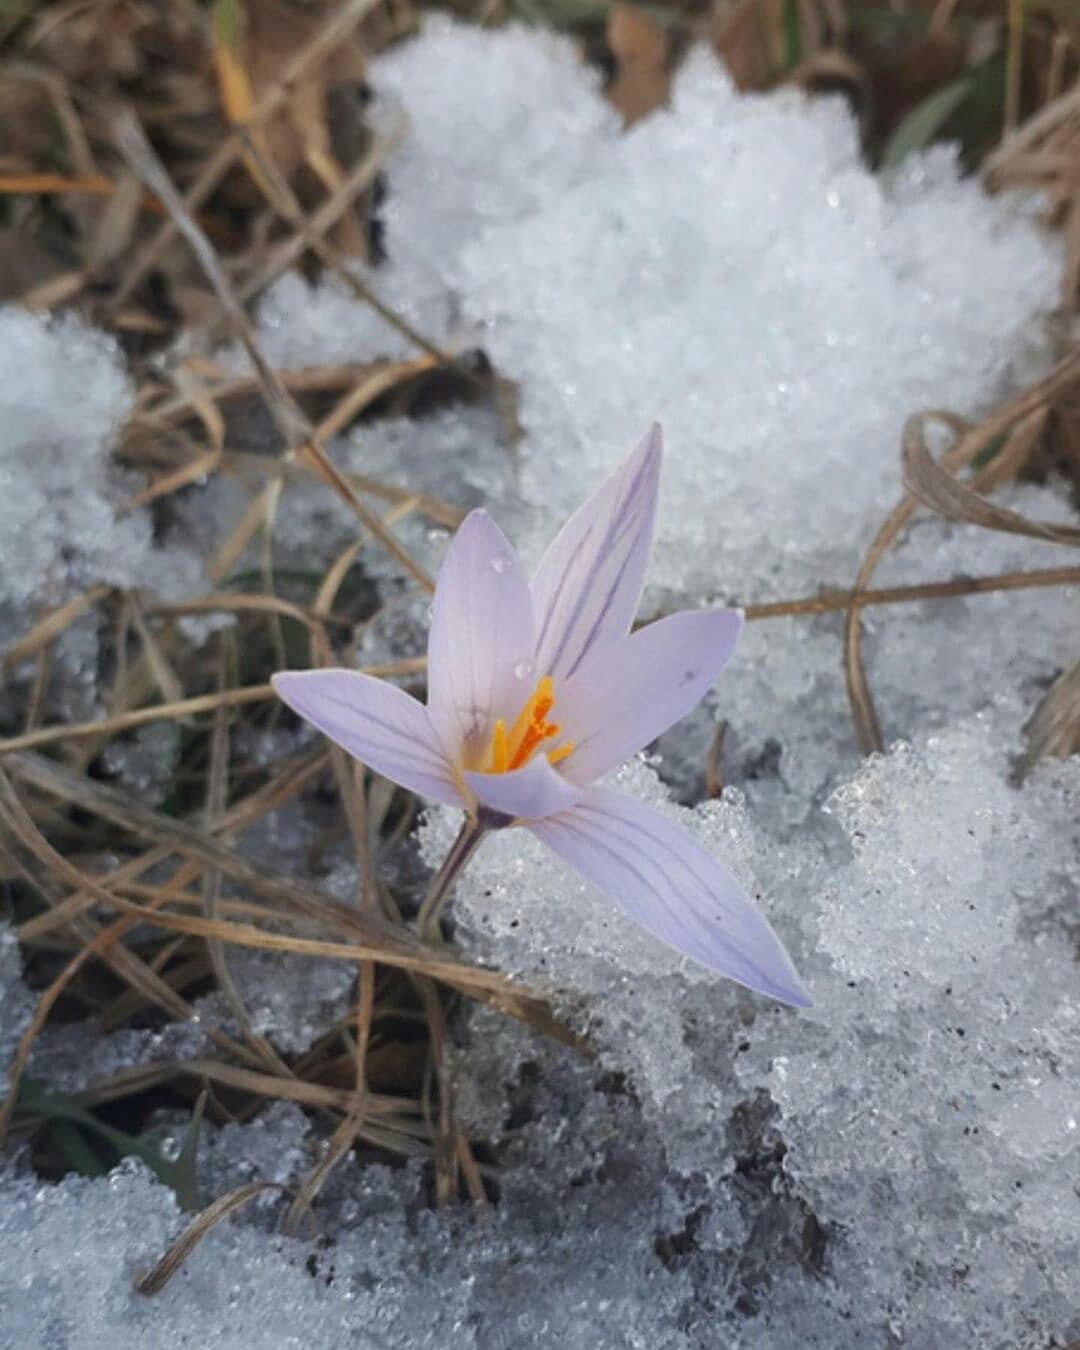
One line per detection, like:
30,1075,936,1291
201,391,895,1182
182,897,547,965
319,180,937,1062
464,755,583,822
426,510,536,764
556,608,743,785
531,424,662,683
273,669,463,806
528,786,811,1006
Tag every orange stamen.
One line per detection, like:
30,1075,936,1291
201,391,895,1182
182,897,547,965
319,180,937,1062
481,674,575,775
508,721,559,772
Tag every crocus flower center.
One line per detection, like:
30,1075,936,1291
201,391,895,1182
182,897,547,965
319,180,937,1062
484,674,574,774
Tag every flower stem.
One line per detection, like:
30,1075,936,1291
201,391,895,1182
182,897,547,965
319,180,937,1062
417,817,488,941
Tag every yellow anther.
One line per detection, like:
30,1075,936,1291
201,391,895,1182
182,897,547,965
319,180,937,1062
489,718,509,773
546,741,574,767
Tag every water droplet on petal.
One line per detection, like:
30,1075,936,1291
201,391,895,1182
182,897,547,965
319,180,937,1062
490,555,511,574
513,660,534,681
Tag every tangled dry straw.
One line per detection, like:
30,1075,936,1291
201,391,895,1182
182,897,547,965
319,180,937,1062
0,0,1077,1286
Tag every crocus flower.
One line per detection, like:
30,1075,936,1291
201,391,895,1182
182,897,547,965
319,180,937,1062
273,426,809,1007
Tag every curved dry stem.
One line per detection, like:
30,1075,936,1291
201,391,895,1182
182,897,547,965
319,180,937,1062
843,344,1080,753
902,414,1080,547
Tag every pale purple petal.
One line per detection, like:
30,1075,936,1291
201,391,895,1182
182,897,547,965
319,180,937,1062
528,787,810,1006
273,669,463,806
556,609,742,785
463,756,582,822
531,425,661,683
426,510,536,764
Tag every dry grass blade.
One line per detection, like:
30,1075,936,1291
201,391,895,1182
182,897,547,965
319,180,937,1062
0,837,226,1147
128,593,185,706
111,106,434,594
0,897,132,1145
605,5,671,127
207,480,283,583
743,565,1080,620
65,1057,426,1130
106,896,504,991
704,720,728,798
3,60,95,176
229,116,406,313
117,446,222,513
83,170,143,276
108,0,384,312
110,108,303,443
842,414,969,754
2,752,435,957
316,541,363,618
1016,659,1080,779
843,346,1080,752
146,592,353,631
136,1183,287,1295
2,585,110,670
281,1104,365,1236
201,660,292,1078
2,752,566,1004
0,684,274,754
219,427,465,527
0,658,426,755
983,82,1080,183
310,354,440,444
235,125,467,376
140,361,379,424
984,83,1080,306
0,774,195,1024
18,748,328,945
0,769,296,1136
271,564,379,1232
414,970,486,1208
901,415,1080,547
17,843,177,945
971,407,1048,492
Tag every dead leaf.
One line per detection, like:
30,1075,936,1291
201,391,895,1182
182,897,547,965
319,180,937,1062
607,5,671,126
712,0,778,90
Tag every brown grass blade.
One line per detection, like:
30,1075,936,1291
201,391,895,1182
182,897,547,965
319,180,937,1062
844,344,1080,752
2,585,110,669
136,1183,286,1295
111,106,434,594
281,1103,366,1236
0,684,274,754
901,415,1080,546
743,565,1080,619
201,657,292,1077
236,125,466,374
1016,659,1080,779
230,117,405,313
1,752,546,997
